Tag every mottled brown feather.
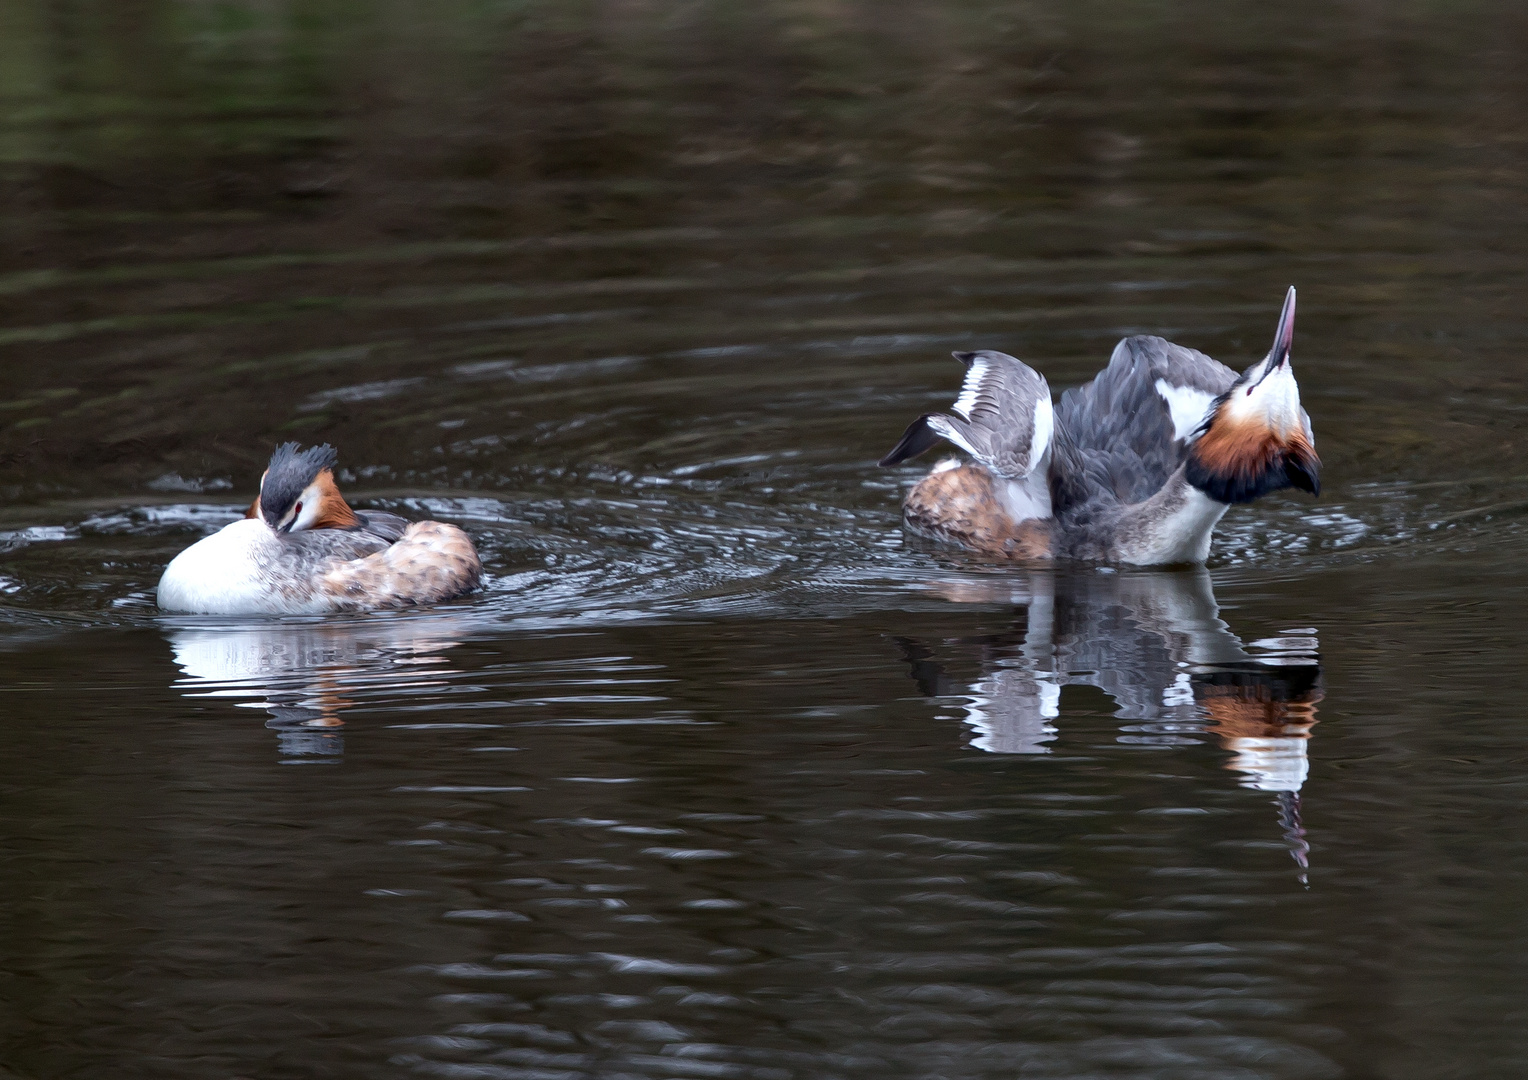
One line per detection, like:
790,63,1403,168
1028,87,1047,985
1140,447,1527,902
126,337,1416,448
318,520,483,608
903,465,1053,560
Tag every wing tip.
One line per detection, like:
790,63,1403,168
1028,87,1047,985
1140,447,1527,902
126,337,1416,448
879,414,944,468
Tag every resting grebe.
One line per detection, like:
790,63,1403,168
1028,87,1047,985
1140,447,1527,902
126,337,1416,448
157,443,482,614
880,287,1319,564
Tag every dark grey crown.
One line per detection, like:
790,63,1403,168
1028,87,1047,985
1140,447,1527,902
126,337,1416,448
260,442,338,526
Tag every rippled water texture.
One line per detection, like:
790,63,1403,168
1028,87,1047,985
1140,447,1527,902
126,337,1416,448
4,3,1528,1078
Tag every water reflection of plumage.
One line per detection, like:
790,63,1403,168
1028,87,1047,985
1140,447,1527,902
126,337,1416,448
897,569,1321,871
166,616,471,758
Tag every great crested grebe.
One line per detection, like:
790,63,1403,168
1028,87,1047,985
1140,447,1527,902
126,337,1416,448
880,287,1319,564
157,443,482,615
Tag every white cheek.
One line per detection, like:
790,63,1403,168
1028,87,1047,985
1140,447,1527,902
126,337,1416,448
1223,387,1259,424
291,482,325,531
1228,366,1302,434
1260,367,1303,433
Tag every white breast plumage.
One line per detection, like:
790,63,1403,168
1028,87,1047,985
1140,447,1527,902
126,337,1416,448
157,518,310,616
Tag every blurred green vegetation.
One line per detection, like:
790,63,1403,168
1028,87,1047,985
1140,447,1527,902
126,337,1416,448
2,0,1522,231
0,0,1525,492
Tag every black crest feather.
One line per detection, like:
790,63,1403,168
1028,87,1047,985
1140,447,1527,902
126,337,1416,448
260,442,338,524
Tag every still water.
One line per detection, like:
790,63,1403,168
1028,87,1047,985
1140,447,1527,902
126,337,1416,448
3,2,1528,1077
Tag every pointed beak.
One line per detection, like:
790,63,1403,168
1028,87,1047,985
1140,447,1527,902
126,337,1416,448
1268,285,1296,370
1249,285,1296,390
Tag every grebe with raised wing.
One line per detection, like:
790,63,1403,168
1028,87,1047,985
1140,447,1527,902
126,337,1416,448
880,287,1319,564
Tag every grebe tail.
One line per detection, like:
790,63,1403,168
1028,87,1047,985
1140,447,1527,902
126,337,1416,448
880,349,1055,558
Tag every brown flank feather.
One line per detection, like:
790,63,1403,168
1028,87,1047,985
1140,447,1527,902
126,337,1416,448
903,464,1054,559
320,520,483,606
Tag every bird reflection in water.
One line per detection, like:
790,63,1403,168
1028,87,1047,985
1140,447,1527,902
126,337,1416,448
165,614,473,760
898,568,1321,881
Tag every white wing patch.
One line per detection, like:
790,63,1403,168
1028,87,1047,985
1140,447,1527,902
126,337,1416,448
926,414,981,459
951,358,990,419
1028,394,1054,471
1154,379,1216,441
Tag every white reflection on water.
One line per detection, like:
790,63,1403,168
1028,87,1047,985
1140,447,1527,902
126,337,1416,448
901,568,1321,876
165,612,477,760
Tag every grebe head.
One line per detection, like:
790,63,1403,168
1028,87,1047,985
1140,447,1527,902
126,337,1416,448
1186,286,1321,504
255,442,359,534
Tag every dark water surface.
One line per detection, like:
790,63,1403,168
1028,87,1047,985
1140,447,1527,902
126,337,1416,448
4,3,1528,1077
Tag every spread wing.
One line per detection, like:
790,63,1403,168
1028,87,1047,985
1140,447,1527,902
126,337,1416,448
880,350,1053,480
1050,335,1236,517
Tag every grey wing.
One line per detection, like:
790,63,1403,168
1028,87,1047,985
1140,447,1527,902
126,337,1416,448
356,510,410,543
282,527,392,568
1051,335,1236,515
880,350,1053,479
